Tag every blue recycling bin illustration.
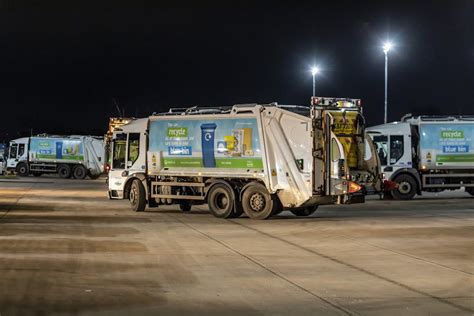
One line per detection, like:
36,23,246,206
201,123,217,167
55,141,63,159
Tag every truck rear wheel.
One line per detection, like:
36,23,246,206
130,179,146,212
73,165,87,179
57,164,71,179
16,163,29,177
207,183,235,218
391,174,417,200
290,205,318,217
241,183,274,220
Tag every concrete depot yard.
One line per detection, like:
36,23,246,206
0,177,473,316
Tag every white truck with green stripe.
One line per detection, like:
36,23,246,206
368,115,474,200
6,135,105,179
108,102,367,219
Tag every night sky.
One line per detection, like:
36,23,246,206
1,0,473,140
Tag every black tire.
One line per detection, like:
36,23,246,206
179,201,192,212
130,179,146,212
466,187,474,196
290,205,318,217
207,183,235,218
16,163,29,177
73,165,87,180
391,174,417,200
241,182,274,220
57,164,72,179
32,172,42,177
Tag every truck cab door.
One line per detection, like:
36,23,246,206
108,133,128,197
108,132,144,199
6,143,18,169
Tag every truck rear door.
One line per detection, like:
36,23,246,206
312,111,349,196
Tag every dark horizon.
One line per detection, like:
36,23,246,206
1,0,473,140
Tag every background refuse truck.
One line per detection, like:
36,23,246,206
7,135,105,179
108,101,369,220
367,115,474,200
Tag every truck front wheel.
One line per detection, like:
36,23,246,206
241,183,274,220
16,163,29,177
57,164,71,179
130,179,146,212
207,183,235,218
391,174,417,200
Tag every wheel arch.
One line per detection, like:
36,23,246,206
389,168,421,194
123,173,148,200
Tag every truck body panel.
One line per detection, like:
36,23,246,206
418,123,474,169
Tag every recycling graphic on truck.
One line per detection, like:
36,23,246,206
148,118,263,170
29,138,84,162
420,123,474,168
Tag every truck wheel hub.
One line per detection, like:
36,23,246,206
399,182,411,194
250,193,265,212
216,193,229,209
130,187,137,204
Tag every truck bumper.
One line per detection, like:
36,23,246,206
108,189,124,199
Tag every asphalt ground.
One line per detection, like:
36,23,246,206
0,177,473,316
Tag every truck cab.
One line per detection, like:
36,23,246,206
367,122,420,199
6,137,29,174
108,118,148,199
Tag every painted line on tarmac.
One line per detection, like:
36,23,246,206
339,233,474,276
229,220,474,314
0,180,53,184
166,213,355,316
0,184,36,220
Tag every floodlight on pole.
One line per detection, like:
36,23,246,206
311,66,320,97
383,41,393,123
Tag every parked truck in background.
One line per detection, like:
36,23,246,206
107,99,375,219
7,135,105,179
367,115,474,200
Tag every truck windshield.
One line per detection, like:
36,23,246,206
9,144,17,159
112,134,127,169
373,135,388,166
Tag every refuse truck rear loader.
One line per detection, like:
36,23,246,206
108,101,370,219
7,135,105,179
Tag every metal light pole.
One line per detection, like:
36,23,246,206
383,42,392,124
311,66,320,97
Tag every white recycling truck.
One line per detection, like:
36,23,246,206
7,135,105,179
367,115,474,199
108,100,377,219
